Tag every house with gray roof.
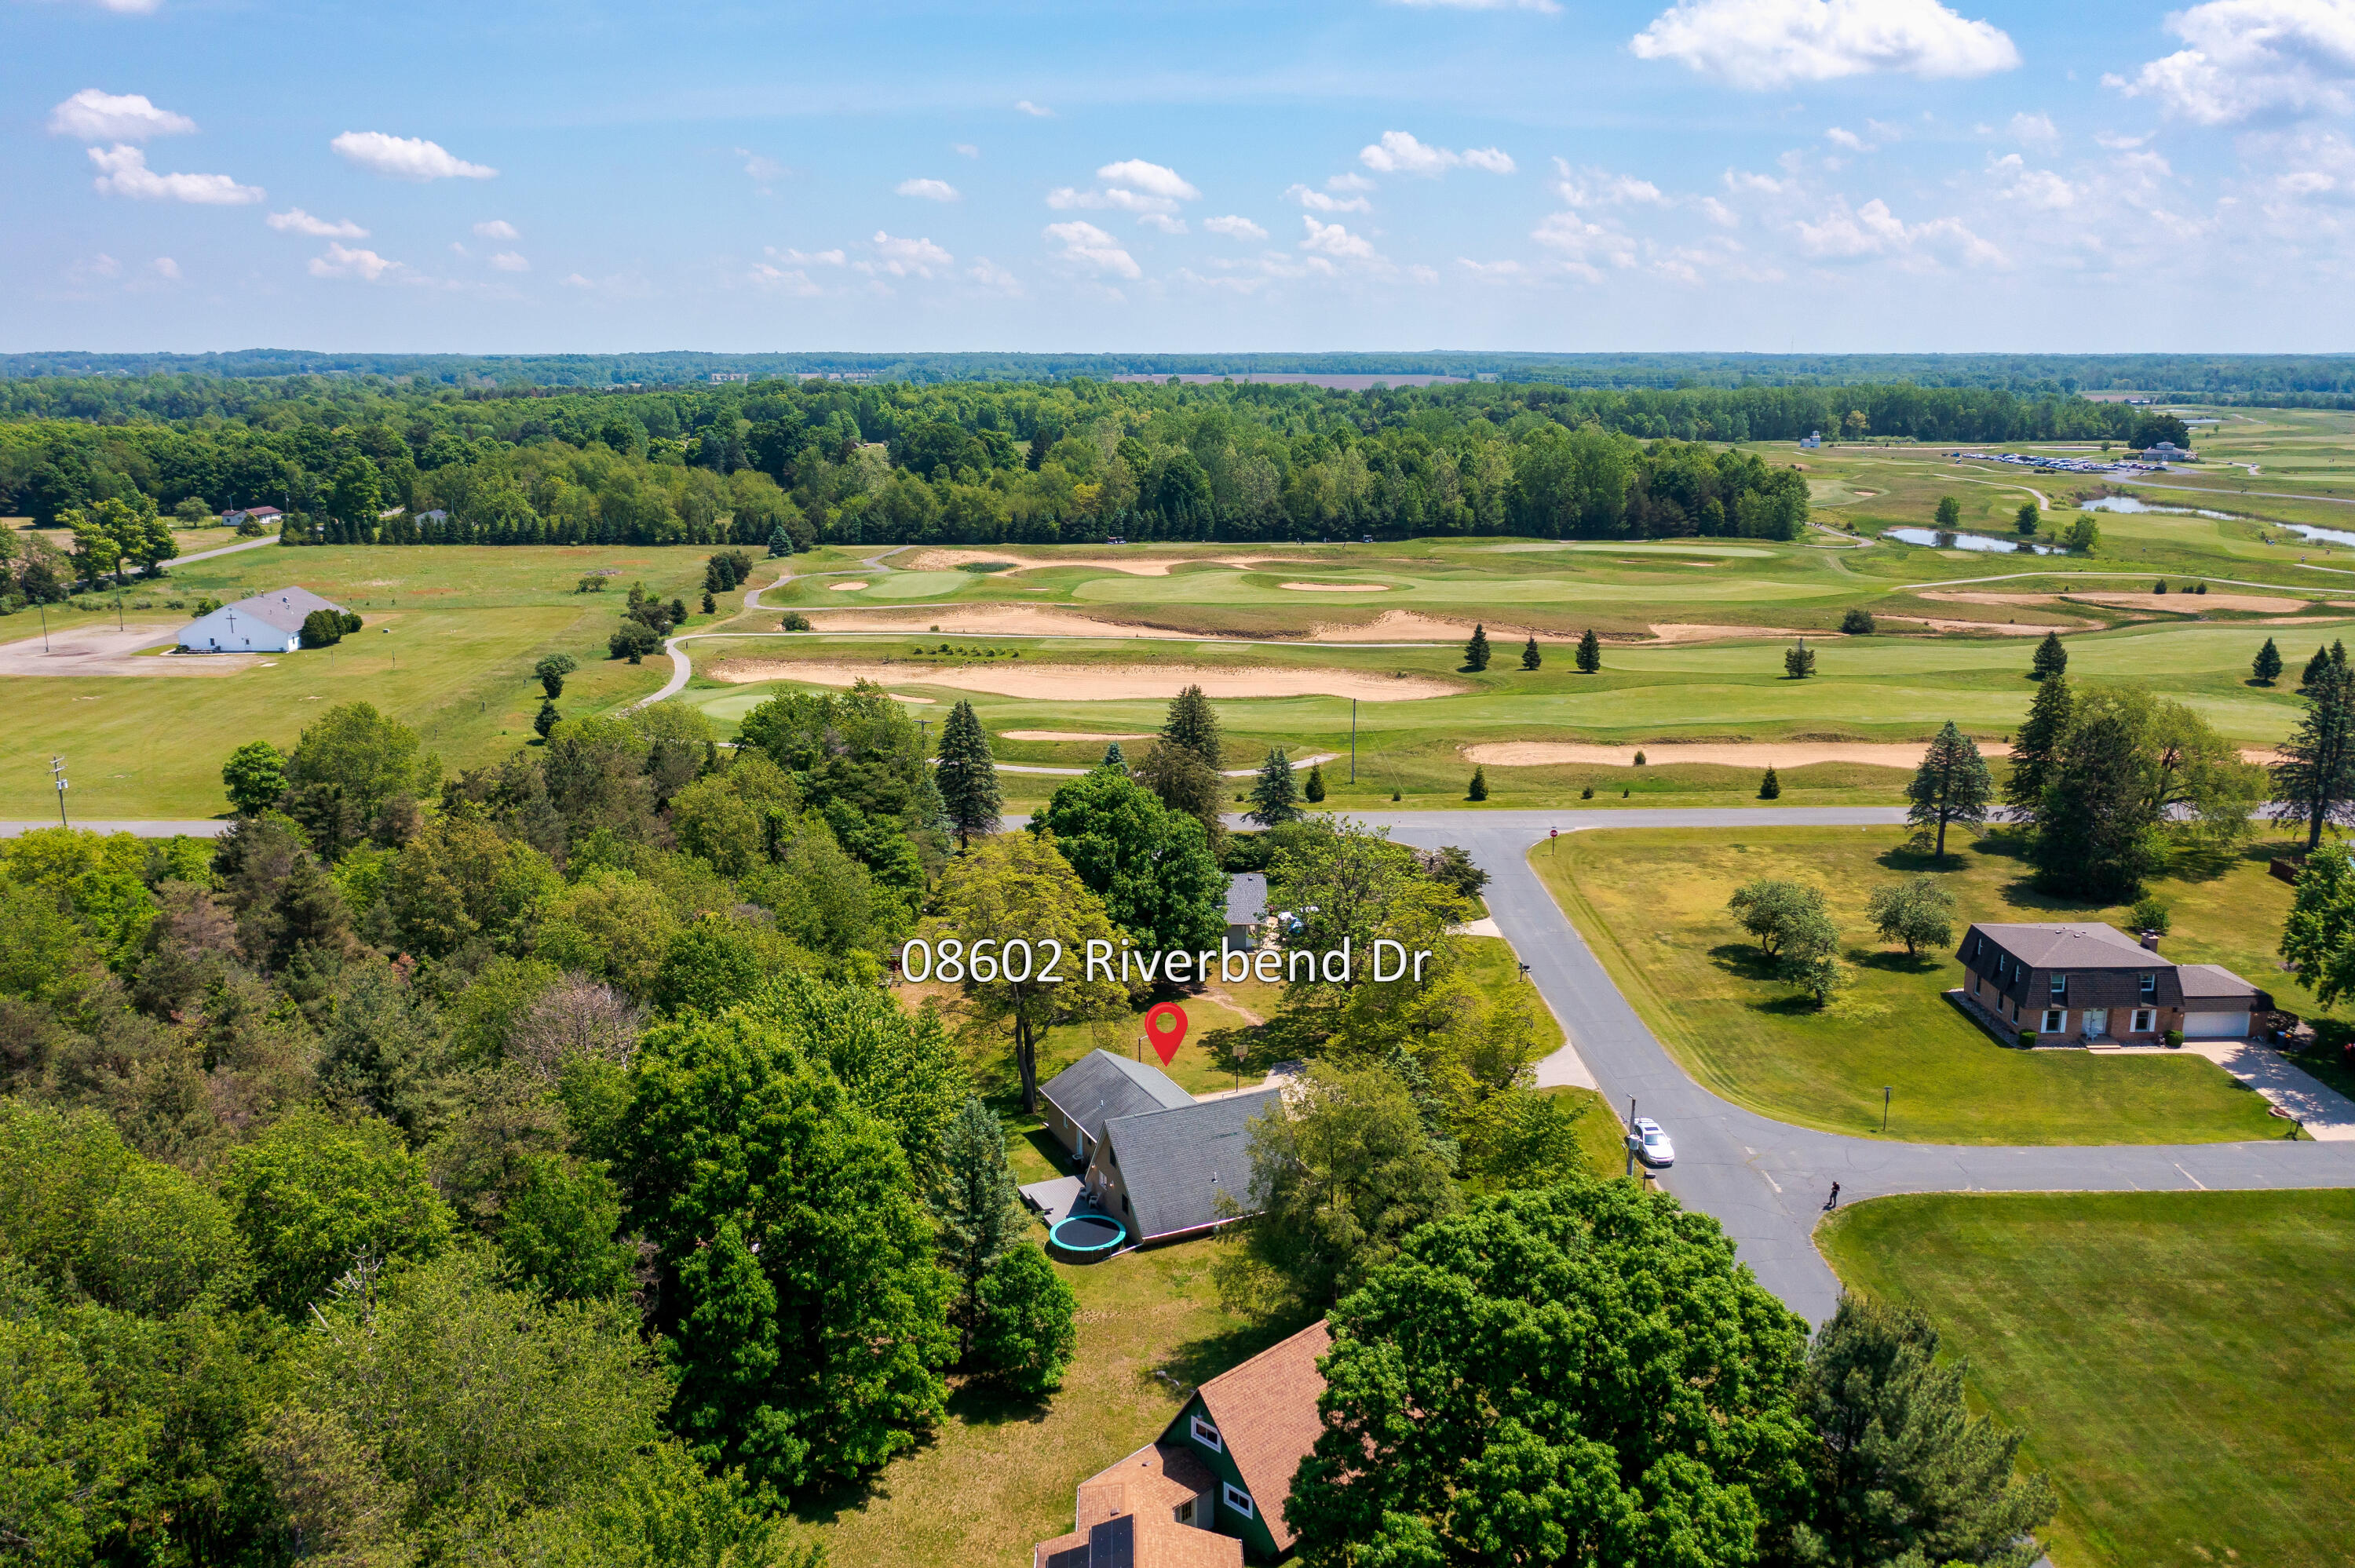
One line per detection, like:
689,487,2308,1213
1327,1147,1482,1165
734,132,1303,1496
1083,1086,1283,1244
177,586,347,655
1957,921,2271,1044
1038,1048,1195,1166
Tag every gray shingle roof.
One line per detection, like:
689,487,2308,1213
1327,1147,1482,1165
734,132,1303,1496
218,586,345,635
1965,921,2155,968
1039,1049,1192,1147
1225,873,1267,928
2178,963,2261,1001
1104,1087,1283,1241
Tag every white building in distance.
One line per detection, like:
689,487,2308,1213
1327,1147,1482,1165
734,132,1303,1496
178,587,346,654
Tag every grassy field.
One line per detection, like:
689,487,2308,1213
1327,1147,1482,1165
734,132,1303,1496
1532,824,2300,1143
1820,1191,2355,1568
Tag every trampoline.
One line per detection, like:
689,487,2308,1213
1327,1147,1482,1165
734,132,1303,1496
1047,1212,1127,1262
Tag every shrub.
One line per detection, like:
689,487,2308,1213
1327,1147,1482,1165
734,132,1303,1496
1467,766,1488,801
1840,608,1876,635
2017,1030,2038,1048
1580,784,1594,800
2130,895,2171,934
779,611,812,631
2164,1029,2184,1048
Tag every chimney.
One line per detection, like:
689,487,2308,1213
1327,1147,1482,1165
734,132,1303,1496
2139,931,2160,952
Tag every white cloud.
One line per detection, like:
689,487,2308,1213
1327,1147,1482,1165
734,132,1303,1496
1531,209,1639,277
1457,257,1530,280
748,261,821,295
775,246,846,266
331,130,496,181
148,256,180,280
88,144,262,204
967,257,1024,293
1138,213,1188,233
1795,195,2006,267
1044,220,1141,277
268,208,367,238
1630,0,2021,89
1388,0,1559,10
1205,213,1269,239
48,89,194,141
1049,160,1200,215
1825,126,1871,151
473,219,519,239
896,177,962,201
1097,159,1199,199
1329,172,1378,191
490,250,530,272
1359,129,1515,175
1300,216,1378,258
68,0,162,11
864,232,953,278
2010,111,2060,146
1287,183,1374,213
1553,162,1670,206
309,242,403,282
954,143,980,158
737,150,788,193
1989,153,2077,209
1015,99,1054,117
2118,0,2355,124
1408,264,1440,283
1700,195,1740,225
2096,129,2151,149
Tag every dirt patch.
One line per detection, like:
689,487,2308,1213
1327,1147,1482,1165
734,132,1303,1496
805,606,1208,640
706,659,1462,702
902,548,1286,577
0,623,258,677
1643,622,1815,644
1000,730,1150,742
1280,582,1389,593
1462,740,2008,769
828,581,869,592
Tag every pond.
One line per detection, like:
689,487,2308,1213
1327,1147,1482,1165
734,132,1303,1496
1883,527,2060,555
2278,523,2355,549
2079,495,2236,520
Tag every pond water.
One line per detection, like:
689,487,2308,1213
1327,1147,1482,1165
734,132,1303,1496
1883,527,2060,555
2280,523,2355,549
2079,495,2236,520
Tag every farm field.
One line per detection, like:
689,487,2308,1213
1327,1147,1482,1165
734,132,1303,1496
1532,824,2304,1144
1820,1191,2355,1568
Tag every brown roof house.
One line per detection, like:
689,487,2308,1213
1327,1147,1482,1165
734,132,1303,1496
1956,921,2271,1045
1035,1321,1332,1567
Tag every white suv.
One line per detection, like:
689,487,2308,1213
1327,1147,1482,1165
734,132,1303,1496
1630,1118,1675,1168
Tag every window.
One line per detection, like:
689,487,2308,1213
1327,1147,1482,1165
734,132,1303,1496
2132,1008,2156,1033
2050,972,2067,997
1972,935,1984,959
1174,1501,1195,1526
1221,1484,1254,1520
2043,1010,2065,1033
2141,972,2156,997
1190,1414,1222,1453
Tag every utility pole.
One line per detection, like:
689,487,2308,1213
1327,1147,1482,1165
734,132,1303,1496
1349,698,1357,785
1624,1095,1637,1177
38,602,51,653
50,756,68,827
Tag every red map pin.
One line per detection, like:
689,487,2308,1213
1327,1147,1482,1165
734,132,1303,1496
1145,1002,1189,1067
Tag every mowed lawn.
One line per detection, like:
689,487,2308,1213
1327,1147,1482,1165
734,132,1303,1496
1533,826,2292,1143
1820,1191,2355,1568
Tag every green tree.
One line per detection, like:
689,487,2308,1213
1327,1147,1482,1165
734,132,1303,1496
1249,747,1302,826
1462,622,1490,671
221,739,287,817
1033,765,1225,955
1303,762,1327,803
535,652,579,700
2280,842,2355,1006
1840,608,1876,635
2253,636,2284,686
2064,514,2099,552
1780,905,1847,1003
2030,709,2160,901
1906,721,1995,858
1786,637,1817,678
2302,643,2335,690
1729,877,1829,958
0,1302,155,1566
535,697,560,740
933,1096,1024,1360
1759,765,1781,799
969,1244,1077,1395
1100,740,1126,770
1521,633,1542,670
1467,765,1488,801
1575,627,1602,673
1134,742,1226,859
2004,673,2073,827
218,1110,455,1318
2014,500,2040,536
919,833,1126,1113
1934,495,1962,528
1216,1063,1459,1315
281,702,437,861
2272,657,2355,852
1159,683,1225,771
495,1152,637,1302
1285,1180,1809,1568
1866,876,1955,957
935,698,1002,848
615,1011,951,1496
1791,1294,2056,1568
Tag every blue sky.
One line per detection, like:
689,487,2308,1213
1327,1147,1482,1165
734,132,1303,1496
12,0,2355,353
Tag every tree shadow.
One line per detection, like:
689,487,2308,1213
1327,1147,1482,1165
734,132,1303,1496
1856,949,1939,975
944,1375,1056,1430
1160,1309,1320,1393
1707,943,1780,983
1873,841,1957,874
1755,993,1824,1018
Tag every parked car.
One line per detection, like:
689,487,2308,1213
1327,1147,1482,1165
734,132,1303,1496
1630,1117,1674,1168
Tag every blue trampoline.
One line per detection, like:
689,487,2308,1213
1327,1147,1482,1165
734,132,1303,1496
1048,1212,1126,1262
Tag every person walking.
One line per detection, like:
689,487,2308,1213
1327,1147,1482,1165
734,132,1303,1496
1826,1182,1841,1210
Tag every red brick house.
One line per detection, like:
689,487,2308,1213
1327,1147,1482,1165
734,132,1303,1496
1956,921,2270,1043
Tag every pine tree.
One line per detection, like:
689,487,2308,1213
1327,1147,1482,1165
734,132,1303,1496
767,523,793,557
1464,624,1491,672
933,1096,1026,1361
1934,495,1962,528
1100,740,1126,771
701,590,717,614
936,698,1002,848
534,699,559,740
2031,631,2068,681
2015,501,2041,536
2254,637,2284,686
1575,628,1602,673
1248,747,1301,826
2273,659,2355,852
2302,644,2333,689
1908,720,1995,859
2031,710,2159,901
1467,766,1488,801
1521,634,1542,670
1784,639,1816,678
1758,766,1780,800
1161,684,1224,770
2005,675,2072,826
1303,762,1327,802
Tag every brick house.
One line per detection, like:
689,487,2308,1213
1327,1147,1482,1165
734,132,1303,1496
1956,921,2270,1043
1035,1321,1331,1566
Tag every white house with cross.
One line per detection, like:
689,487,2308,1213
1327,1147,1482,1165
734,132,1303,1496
177,587,346,654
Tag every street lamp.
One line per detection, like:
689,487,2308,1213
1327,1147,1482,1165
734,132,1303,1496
1882,1085,1893,1132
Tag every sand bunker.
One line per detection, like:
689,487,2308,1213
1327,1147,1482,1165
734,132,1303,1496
1282,582,1389,593
1644,623,1814,644
1308,611,1470,641
2066,591,2316,614
1000,730,1151,742
828,581,869,591
0,623,258,677
903,547,1287,577
1875,616,2068,636
805,606,1207,640
1463,740,2007,769
707,659,1461,702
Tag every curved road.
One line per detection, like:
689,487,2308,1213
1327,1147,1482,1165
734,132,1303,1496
1355,808,2355,1325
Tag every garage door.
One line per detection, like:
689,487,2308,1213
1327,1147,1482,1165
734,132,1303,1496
2183,1011,2251,1038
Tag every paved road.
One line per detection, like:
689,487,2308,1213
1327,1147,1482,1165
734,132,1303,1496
173,535,279,567
1350,808,2355,1325
2,819,227,838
